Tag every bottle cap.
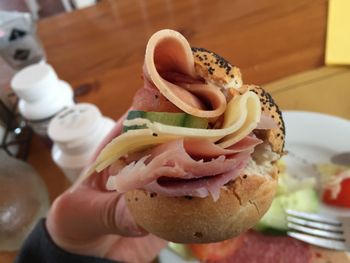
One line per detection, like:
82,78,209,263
11,62,60,102
17,80,73,120
48,103,114,155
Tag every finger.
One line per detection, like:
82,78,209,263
48,187,146,242
79,168,109,190
113,195,147,236
81,152,125,190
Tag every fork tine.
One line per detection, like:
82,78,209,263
286,216,343,232
285,210,340,225
287,232,347,251
287,222,345,240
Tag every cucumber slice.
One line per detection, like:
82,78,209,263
123,111,208,132
123,111,148,132
255,188,319,231
182,114,209,128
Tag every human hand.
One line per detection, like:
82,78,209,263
46,114,167,262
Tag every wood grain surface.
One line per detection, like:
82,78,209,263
266,66,350,120
3,0,347,262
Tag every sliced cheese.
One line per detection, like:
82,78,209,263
123,91,260,142
217,91,261,148
94,129,180,172
89,91,261,175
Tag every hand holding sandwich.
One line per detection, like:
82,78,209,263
43,28,285,262
45,118,167,262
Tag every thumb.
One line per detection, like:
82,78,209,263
107,194,147,237
47,187,147,243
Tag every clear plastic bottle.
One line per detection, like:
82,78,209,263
48,103,115,182
0,150,49,251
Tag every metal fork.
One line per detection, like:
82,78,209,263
286,209,350,251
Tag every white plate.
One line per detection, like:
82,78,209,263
159,111,350,262
283,111,350,217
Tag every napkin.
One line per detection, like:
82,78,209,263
325,0,350,65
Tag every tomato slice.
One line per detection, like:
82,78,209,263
189,237,243,262
323,177,350,208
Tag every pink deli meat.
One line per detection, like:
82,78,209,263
143,30,227,118
110,136,262,201
106,30,278,200
256,113,278,129
133,66,215,113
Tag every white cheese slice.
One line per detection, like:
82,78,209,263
94,129,180,172
217,91,261,148
91,91,261,174
123,91,260,141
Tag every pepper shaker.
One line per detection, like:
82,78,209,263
48,103,115,182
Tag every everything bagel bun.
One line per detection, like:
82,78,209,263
126,48,285,243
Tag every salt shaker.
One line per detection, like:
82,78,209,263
11,62,74,137
48,103,115,182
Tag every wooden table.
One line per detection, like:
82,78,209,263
4,0,348,261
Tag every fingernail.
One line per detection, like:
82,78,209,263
115,196,147,236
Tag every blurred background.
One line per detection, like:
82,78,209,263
0,0,349,262
0,0,96,18
0,0,62,18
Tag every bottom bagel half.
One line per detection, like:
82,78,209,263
125,168,277,243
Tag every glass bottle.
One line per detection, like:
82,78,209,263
0,150,49,251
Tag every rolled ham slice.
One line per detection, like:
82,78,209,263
144,29,227,118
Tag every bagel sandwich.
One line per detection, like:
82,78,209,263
86,29,285,243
